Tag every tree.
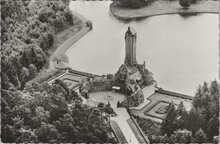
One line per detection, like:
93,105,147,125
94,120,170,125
11,105,32,125
28,64,37,79
115,0,145,8
161,102,177,136
64,9,74,25
190,0,197,4
62,0,70,6
195,128,207,143
19,67,29,83
185,106,204,135
35,123,59,143
206,114,219,141
176,101,187,129
31,106,50,128
174,129,192,143
193,85,203,108
179,0,190,8
177,101,185,116
54,79,70,101
1,72,13,90
2,124,17,143
129,0,145,8
15,128,38,143
38,7,55,23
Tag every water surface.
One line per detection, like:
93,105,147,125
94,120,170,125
67,1,218,96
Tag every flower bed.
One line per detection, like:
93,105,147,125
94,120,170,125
155,104,168,114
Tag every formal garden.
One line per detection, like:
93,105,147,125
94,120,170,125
133,80,219,143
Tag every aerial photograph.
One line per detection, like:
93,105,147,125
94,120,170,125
1,0,219,143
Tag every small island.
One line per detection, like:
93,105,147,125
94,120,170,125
110,0,219,20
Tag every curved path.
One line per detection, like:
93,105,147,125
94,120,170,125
110,0,219,20
49,11,91,70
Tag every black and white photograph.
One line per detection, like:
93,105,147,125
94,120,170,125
1,0,219,143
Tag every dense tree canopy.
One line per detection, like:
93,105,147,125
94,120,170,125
1,0,116,143
160,80,219,143
1,82,116,143
1,0,75,90
114,0,145,8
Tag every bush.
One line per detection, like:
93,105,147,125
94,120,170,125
134,116,161,136
115,0,145,8
179,0,190,8
190,0,197,3
86,20,92,30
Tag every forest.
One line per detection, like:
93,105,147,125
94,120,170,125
1,0,116,143
1,80,116,143
1,0,75,91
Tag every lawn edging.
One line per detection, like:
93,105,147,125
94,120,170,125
110,120,127,143
130,116,151,144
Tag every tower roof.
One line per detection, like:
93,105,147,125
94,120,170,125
126,26,136,35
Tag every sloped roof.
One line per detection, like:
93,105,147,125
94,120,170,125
92,76,107,83
119,64,128,74
126,26,136,36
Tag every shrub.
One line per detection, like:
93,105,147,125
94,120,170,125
179,0,190,8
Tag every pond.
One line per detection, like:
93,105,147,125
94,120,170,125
67,1,218,96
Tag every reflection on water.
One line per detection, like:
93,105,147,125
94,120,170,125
67,1,218,96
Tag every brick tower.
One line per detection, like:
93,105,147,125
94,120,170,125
124,26,137,66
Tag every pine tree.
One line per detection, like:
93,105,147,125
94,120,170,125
195,128,207,143
161,102,177,136
206,114,219,141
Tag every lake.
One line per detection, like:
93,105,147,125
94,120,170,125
67,1,218,96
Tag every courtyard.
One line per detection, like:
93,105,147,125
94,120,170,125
89,91,127,108
84,91,147,143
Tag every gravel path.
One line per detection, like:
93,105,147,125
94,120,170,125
49,11,91,70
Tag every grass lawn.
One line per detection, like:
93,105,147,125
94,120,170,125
127,118,146,143
110,120,127,143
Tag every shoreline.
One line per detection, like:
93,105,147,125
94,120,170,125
28,10,91,84
110,0,219,20
48,11,91,70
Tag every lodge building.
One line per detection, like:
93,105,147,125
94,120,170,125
80,26,155,107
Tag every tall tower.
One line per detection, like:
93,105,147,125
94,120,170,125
124,26,137,66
